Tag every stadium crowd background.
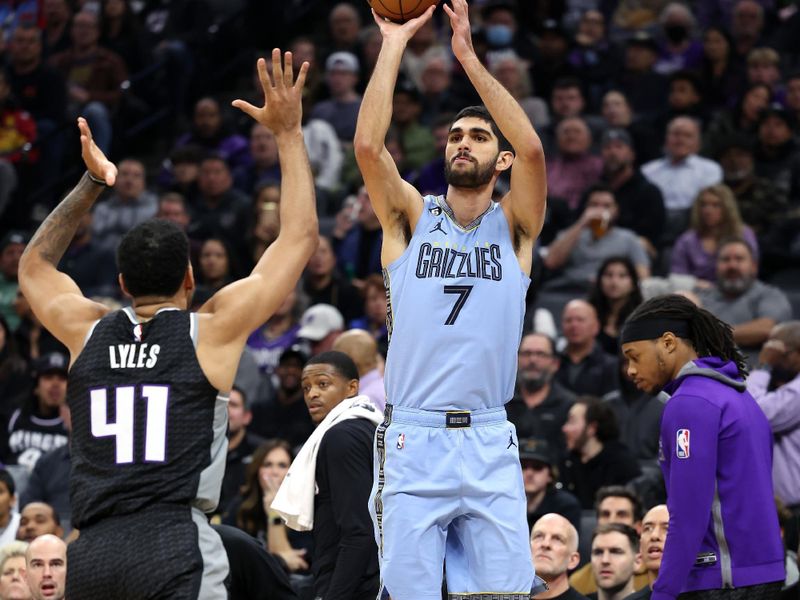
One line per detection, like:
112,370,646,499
0,0,800,598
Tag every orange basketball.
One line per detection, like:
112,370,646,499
369,0,440,23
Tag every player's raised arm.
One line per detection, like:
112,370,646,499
199,50,318,348
18,118,116,358
353,7,435,241
444,0,546,252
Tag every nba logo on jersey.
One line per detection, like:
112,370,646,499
133,324,143,342
396,433,405,450
676,429,690,459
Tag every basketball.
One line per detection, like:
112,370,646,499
369,0,440,23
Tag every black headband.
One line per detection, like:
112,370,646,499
619,318,691,345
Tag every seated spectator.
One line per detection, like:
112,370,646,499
556,301,620,397
570,486,648,595
588,524,642,600
703,83,771,158
91,158,158,253
48,10,127,154
625,504,669,599
728,0,767,62
347,274,388,355
301,96,344,199
250,348,314,449
642,116,723,243
99,0,149,75
520,438,581,535
249,184,281,264
219,387,265,520
746,322,800,515
272,351,381,600
698,26,746,112
173,97,249,171
0,470,20,546
699,238,792,361
58,213,118,299
332,329,385,411
297,304,345,357
20,403,71,534
545,117,603,212
1,353,68,471
412,113,451,197
560,398,641,509
787,72,800,132
653,3,704,76
600,129,665,255
671,184,758,285
717,134,789,239
602,356,664,465
567,10,619,112
490,50,550,128
543,186,650,294
508,333,576,461
304,236,363,325
417,55,463,128
196,238,237,294
746,47,784,99
42,0,72,58
16,502,62,543
0,542,32,600
0,232,26,332
753,104,800,198
246,286,305,380
13,290,67,362
25,534,66,600
0,70,37,167
159,145,203,201
390,79,436,171
231,439,311,574
332,187,383,284
613,32,669,119
310,52,363,143
232,124,281,196
530,513,586,600
588,257,644,356
542,78,605,158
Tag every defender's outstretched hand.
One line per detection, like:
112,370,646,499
78,117,117,186
371,4,436,42
444,0,476,63
232,49,309,135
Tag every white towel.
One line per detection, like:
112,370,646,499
271,395,383,531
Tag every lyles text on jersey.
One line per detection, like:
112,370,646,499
109,343,161,369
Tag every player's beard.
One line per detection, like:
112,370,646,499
444,155,497,188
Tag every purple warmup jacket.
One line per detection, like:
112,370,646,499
653,358,785,600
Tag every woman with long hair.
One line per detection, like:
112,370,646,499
348,274,389,356
588,256,643,355
703,82,770,156
234,440,311,573
670,184,758,284
197,237,237,292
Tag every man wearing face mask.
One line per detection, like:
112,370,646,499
480,0,536,59
746,322,800,548
507,332,576,461
699,238,792,363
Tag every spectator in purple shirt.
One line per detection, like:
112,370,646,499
621,294,785,599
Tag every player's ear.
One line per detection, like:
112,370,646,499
495,150,514,172
347,378,360,398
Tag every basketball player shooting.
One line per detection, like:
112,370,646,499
17,49,317,599
353,0,548,597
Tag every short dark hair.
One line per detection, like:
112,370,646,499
584,183,617,203
306,351,359,382
521,332,556,355
0,469,15,497
718,236,755,259
577,396,619,442
553,76,583,93
451,105,512,153
117,219,190,298
230,385,249,410
592,522,640,553
595,485,644,522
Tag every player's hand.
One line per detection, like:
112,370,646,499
232,49,309,135
371,5,436,42
78,117,117,186
444,0,476,63
759,339,786,368
277,549,309,572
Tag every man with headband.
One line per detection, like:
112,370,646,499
620,294,784,600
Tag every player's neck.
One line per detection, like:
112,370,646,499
131,297,186,319
443,187,493,227
534,573,569,598
669,346,699,381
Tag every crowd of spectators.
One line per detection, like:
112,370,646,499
1,0,800,598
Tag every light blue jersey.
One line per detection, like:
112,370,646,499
383,194,530,411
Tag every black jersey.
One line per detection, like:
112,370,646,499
67,307,227,529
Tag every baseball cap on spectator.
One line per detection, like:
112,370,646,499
0,231,27,253
519,437,555,466
601,128,633,147
297,304,345,341
325,51,359,74
627,30,658,52
759,103,795,128
33,352,69,379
